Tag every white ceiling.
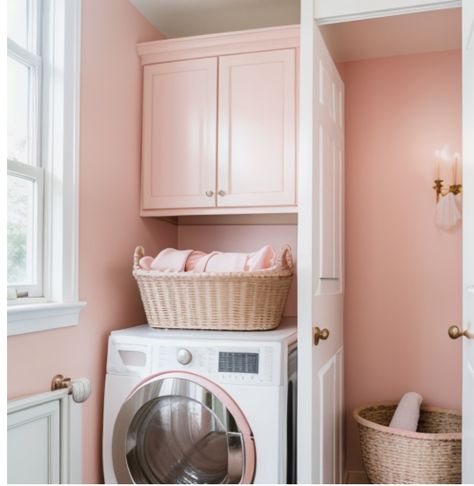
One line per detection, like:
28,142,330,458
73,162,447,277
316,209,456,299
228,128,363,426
129,0,300,38
320,7,461,63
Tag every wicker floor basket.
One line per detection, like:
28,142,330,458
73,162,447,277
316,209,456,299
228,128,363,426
133,245,294,331
353,403,462,484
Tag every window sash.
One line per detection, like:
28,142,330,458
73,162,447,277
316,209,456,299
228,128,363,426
7,39,42,168
7,0,44,301
7,0,42,54
7,159,44,298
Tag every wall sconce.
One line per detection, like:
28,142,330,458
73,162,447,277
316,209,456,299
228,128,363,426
433,144,462,230
433,144,462,202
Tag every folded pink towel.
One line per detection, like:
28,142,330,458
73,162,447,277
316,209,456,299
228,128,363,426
152,248,194,272
139,246,276,273
389,392,423,431
192,251,248,273
184,251,207,272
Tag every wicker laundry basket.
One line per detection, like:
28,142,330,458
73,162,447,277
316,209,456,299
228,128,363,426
353,403,462,484
133,245,294,331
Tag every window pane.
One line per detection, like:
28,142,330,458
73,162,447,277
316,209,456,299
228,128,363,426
8,174,36,286
8,57,30,165
8,0,28,49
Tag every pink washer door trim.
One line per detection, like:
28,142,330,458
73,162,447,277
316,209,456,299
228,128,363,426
128,370,256,484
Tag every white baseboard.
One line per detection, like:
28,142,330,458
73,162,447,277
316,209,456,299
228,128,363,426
345,470,369,484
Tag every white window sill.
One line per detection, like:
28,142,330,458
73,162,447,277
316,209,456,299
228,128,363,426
7,301,87,336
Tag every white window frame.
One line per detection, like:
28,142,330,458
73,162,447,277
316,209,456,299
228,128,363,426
7,0,44,298
8,0,86,336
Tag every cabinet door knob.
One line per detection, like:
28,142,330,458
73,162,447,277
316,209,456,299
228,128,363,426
218,190,226,197
206,190,214,197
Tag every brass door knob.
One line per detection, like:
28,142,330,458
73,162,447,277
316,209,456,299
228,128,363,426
314,326,329,346
448,325,473,340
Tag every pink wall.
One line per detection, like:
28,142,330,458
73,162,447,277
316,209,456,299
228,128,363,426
7,1,175,483
6,4,461,480
178,223,298,316
342,50,462,470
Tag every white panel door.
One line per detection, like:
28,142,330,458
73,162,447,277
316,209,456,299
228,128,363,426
8,400,60,484
462,0,474,482
217,49,296,208
141,58,217,210
298,0,344,483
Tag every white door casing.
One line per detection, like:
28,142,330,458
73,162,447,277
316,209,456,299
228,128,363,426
462,0,474,482
298,0,345,483
315,0,461,24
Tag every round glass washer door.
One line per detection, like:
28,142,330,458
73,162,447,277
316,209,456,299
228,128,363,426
112,372,256,484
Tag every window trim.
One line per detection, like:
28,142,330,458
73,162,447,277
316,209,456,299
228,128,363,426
8,0,86,336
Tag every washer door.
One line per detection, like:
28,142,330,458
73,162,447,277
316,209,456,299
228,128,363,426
112,372,255,484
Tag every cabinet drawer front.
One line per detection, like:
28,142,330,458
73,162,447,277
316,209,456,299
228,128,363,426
217,49,297,208
142,58,217,210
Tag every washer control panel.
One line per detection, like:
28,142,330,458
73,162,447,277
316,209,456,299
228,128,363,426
157,343,279,385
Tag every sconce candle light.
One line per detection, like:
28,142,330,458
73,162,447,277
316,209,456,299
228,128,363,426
433,145,462,202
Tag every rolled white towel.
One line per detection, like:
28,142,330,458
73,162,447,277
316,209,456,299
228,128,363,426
389,392,423,431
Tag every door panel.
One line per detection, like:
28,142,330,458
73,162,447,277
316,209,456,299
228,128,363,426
217,49,296,207
319,357,336,485
318,349,344,485
298,0,345,482
462,0,474,482
142,58,217,210
319,61,344,283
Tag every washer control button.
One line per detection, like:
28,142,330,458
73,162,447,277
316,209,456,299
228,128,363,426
177,348,192,365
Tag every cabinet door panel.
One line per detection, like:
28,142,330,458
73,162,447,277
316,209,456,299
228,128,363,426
218,49,296,207
8,400,60,484
142,58,217,209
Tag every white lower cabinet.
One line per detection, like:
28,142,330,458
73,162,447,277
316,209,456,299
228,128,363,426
8,400,61,484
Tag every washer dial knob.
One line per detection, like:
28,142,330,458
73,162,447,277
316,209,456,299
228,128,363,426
177,348,192,365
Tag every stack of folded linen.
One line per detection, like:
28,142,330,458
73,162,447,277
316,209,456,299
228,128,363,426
138,245,277,273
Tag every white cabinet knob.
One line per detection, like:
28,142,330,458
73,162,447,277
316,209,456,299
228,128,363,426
177,348,192,365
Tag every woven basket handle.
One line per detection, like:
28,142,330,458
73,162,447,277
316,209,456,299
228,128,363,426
277,245,294,271
134,246,145,270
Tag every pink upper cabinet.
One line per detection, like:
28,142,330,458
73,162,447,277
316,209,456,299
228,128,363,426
141,58,217,210
138,26,299,216
217,49,296,208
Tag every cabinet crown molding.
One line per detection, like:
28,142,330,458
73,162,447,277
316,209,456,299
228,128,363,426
137,25,300,65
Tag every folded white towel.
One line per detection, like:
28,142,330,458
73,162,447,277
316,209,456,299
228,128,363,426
389,392,423,431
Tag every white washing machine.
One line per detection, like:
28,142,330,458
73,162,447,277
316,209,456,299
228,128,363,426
102,321,297,484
